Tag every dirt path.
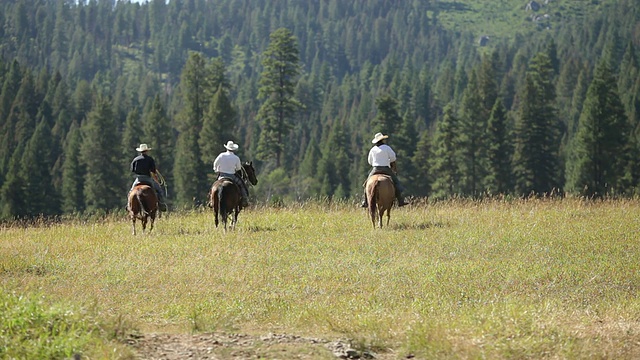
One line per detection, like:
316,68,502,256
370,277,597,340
127,332,398,359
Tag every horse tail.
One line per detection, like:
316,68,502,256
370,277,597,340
136,192,148,217
367,179,378,225
217,185,226,217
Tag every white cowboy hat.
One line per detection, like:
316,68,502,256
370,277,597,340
371,132,389,144
136,143,152,152
224,140,239,151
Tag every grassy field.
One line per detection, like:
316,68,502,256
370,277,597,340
432,0,617,43
2,198,640,359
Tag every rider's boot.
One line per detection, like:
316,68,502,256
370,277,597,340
395,189,408,207
397,195,408,207
157,192,168,212
240,186,249,208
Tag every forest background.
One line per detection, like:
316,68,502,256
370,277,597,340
0,0,639,219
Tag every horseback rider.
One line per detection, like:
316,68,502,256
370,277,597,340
129,143,168,212
361,132,408,208
213,140,249,208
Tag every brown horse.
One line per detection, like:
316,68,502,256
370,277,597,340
365,174,395,228
127,184,158,235
209,161,258,231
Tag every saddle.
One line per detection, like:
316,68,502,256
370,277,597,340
133,177,154,188
216,174,244,190
362,173,393,187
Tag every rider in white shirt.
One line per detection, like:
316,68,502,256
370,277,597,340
361,132,408,207
213,141,249,207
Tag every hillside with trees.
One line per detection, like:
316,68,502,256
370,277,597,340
0,0,639,219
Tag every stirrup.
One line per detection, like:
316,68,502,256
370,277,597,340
158,202,168,212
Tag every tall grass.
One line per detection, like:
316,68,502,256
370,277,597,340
2,198,640,358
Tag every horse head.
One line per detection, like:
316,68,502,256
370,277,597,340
242,161,258,185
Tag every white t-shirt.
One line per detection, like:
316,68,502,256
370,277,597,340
368,144,396,167
213,151,242,174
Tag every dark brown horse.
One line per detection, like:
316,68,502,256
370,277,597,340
127,184,158,235
365,174,395,228
209,161,258,231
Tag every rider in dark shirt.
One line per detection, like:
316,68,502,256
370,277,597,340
128,144,167,211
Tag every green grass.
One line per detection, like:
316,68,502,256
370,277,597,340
0,291,133,359
432,0,617,43
2,198,640,358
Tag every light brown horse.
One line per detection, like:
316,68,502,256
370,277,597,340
365,174,395,228
209,161,258,231
127,184,158,235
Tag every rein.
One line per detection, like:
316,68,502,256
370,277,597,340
156,170,168,197
239,165,254,187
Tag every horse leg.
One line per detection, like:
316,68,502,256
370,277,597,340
221,207,228,232
131,217,136,236
141,216,147,233
149,213,155,233
232,207,239,230
386,208,391,227
368,201,377,229
378,204,384,228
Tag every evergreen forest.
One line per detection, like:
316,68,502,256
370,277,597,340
1,0,639,219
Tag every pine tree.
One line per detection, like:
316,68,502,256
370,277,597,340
458,70,488,197
484,98,513,195
316,122,350,197
143,95,173,185
370,94,402,135
199,85,236,169
394,110,418,194
174,52,210,207
430,104,462,199
256,28,302,168
565,60,630,197
81,97,123,213
20,118,60,217
61,123,85,214
410,130,433,197
618,42,640,128
121,108,143,178
512,52,561,196
298,137,322,196
414,64,434,129
0,144,26,219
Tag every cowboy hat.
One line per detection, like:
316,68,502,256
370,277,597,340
224,140,239,151
371,132,389,144
136,143,152,152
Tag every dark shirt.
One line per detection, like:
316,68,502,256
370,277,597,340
130,153,156,176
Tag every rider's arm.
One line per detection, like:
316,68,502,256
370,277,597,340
386,145,397,163
213,154,221,173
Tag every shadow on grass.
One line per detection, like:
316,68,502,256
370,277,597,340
242,225,277,232
174,225,277,234
389,221,449,230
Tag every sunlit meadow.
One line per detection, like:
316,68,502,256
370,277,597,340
2,198,640,358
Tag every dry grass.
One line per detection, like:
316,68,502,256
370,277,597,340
2,198,640,358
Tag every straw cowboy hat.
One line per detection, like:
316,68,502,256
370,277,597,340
371,132,389,144
136,143,152,152
224,140,239,151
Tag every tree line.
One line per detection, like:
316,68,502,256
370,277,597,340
0,0,639,219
